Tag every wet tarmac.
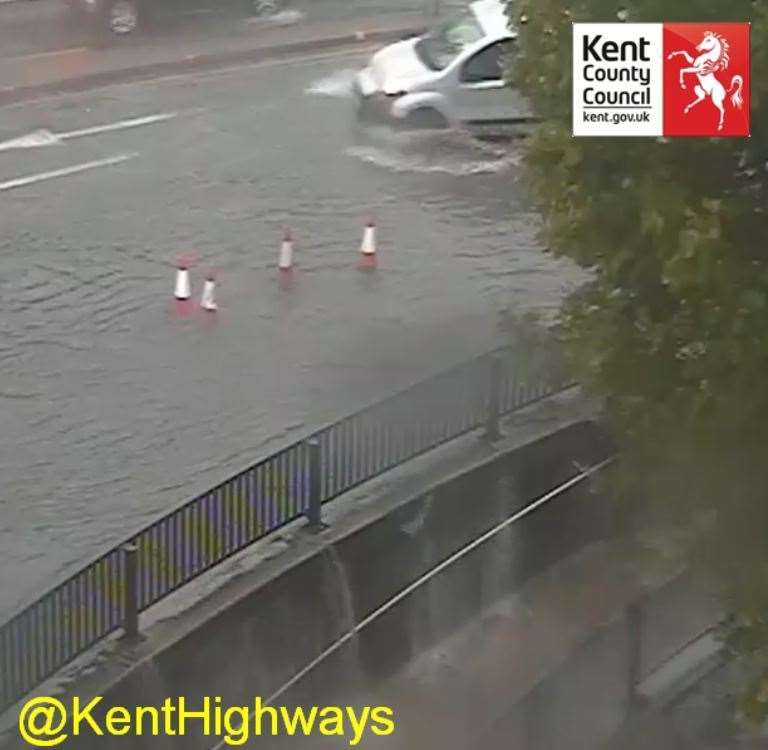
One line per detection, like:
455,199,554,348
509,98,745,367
0,49,586,618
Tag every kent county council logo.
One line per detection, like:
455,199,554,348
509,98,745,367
572,22,750,137
664,23,750,137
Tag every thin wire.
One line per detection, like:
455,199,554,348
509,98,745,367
208,455,614,749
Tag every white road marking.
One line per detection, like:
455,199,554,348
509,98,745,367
5,47,89,63
0,129,62,151
58,112,177,140
0,152,138,192
0,112,176,153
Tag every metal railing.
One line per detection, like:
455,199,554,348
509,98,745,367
0,347,574,714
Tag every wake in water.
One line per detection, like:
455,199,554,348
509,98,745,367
305,69,359,98
346,146,521,176
306,69,522,174
346,127,523,176
356,125,508,155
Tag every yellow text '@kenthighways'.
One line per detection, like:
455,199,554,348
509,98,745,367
18,696,396,747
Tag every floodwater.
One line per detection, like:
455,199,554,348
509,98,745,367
0,53,586,618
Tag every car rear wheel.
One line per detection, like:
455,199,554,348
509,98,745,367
403,108,449,130
253,0,279,15
106,0,140,34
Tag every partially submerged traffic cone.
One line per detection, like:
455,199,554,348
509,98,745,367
174,261,191,300
359,216,377,270
278,228,295,272
200,272,217,312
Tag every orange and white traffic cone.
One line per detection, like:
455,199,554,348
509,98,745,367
279,228,295,272
200,272,217,312
174,262,191,300
359,216,377,270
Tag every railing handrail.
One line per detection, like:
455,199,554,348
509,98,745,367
0,344,571,713
187,347,504,507
1,348,515,630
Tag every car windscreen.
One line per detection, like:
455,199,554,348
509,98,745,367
414,10,485,72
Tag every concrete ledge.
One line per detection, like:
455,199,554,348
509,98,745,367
0,391,608,748
638,632,723,706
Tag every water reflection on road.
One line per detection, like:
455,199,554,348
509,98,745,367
0,52,586,618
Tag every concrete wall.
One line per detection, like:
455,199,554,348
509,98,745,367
4,419,615,749
486,569,722,750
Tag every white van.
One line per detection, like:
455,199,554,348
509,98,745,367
354,0,532,133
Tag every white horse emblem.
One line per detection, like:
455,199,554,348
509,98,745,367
667,31,744,131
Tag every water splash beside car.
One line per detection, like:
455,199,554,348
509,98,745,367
305,69,359,98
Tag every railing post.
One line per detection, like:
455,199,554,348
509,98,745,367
121,543,142,641
485,355,503,441
305,439,324,532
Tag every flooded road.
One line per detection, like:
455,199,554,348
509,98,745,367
0,49,586,618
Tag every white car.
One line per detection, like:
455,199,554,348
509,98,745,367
355,0,532,133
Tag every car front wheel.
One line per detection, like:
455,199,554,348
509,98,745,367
403,108,449,130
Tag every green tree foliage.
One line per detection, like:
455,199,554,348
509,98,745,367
505,0,768,724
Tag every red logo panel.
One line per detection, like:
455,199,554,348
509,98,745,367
664,22,750,137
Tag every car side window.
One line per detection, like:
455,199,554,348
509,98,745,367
460,40,514,84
